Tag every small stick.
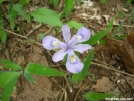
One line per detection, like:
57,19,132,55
26,24,43,36
0,26,42,46
91,61,134,78
74,82,89,101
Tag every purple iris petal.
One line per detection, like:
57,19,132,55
62,25,71,44
68,35,78,48
73,44,92,53
66,55,84,74
59,42,67,50
42,25,92,74
42,36,59,50
76,27,91,42
52,50,67,62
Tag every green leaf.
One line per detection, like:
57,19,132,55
125,0,132,7
84,28,111,45
13,4,30,23
1,72,21,101
107,17,114,29
71,49,94,83
100,0,108,3
0,28,7,45
0,72,15,89
18,0,30,5
0,0,5,4
98,39,106,45
112,23,122,38
0,6,4,27
37,33,45,40
117,11,123,19
30,8,63,27
26,63,65,76
29,38,35,43
9,15,15,30
49,0,60,7
6,10,17,30
64,0,74,17
3,64,22,71
76,0,82,4
0,60,16,65
84,92,115,101
67,20,83,29
115,34,127,40
24,68,36,83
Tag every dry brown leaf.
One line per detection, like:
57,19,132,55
92,76,113,92
96,38,134,74
16,56,24,65
127,32,134,48
125,76,134,89
33,45,42,54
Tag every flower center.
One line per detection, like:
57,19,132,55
70,55,76,63
52,41,59,46
76,35,82,40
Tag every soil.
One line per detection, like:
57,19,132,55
0,0,134,101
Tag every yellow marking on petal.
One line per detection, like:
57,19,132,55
52,41,59,46
71,55,76,63
77,35,82,40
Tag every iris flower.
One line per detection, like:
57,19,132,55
42,25,92,74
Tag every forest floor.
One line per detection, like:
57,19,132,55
0,0,134,101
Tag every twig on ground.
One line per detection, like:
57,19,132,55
59,89,64,101
74,82,89,101
91,61,134,78
61,87,67,101
0,26,42,46
104,24,134,28
26,24,43,36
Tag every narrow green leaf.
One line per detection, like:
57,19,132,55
0,8,4,27
98,39,106,45
0,60,16,65
117,11,123,19
8,0,15,14
115,34,127,40
19,0,30,5
24,68,36,83
13,4,30,23
1,72,21,101
71,49,94,83
30,8,63,27
67,20,83,29
84,92,115,101
64,0,74,17
83,28,111,45
0,72,15,89
6,10,17,30
100,0,108,3
112,24,122,38
125,0,132,7
107,17,114,29
49,0,60,7
3,64,22,70
76,0,82,4
26,63,65,76
0,28,7,45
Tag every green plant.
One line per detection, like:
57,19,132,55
0,60,64,101
84,92,115,101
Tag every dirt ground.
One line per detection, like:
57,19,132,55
0,0,134,101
